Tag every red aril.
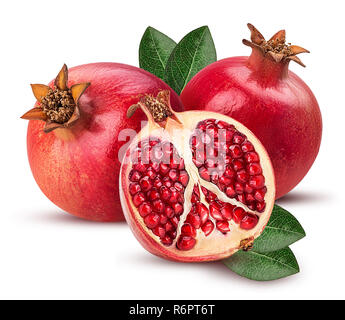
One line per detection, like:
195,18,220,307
181,24,322,199
21,64,183,221
120,90,275,262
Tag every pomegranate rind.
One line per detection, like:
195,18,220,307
120,111,275,262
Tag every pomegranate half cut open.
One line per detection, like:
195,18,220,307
120,91,275,262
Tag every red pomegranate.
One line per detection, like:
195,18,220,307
21,64,183,221
181,24,322,199
120,90,275,262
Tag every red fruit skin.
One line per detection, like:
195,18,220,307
181,56,322,199
26,63,183,221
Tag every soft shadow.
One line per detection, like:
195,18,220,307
26,210,127,227
201,261,300,286
276,190,330,205
126,253,300,285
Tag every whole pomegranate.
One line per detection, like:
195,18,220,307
181,24,322,199
21,64,183,221
120,90,275,262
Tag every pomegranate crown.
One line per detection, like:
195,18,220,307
242,23,309,67
21,64,90,133
127,90,181,128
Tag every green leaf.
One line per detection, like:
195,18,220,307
139,27,177,80
223,247,300,281
253,204,306,253
164,26,217,94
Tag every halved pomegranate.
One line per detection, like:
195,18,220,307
120,91,275,262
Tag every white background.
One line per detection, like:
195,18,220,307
0,0,343,299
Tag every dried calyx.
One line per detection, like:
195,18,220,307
242,23,309,67
127,90,181,128
21,64,90,133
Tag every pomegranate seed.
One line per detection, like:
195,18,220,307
129,170,142,182
159,186,171,201
168,169,179,182
191,193,199,203
235,182,244,194
201,186,208,196
246,193,256,203
254,188,267,202
196,202,209,225
229,145,243,158
177,236,196,251
224,167,235,178
233,133,245,144
168,230,177,239
216,120,230,129
161,236,173,246
159,214,168,225
181,224,197,237
170,157,180,169
232,159,244,171
237,194,246,204
247,163,262,175
245,152,260,163
174,182,184,192
218,175,232,186
237,169,249,183
240,213,259,230
244,183,254,194
170,216,179,228
241,141,254,152
148,189,160,201
221,203,234,220
247,203,256,211
138,202,152,217
134,162,147,173
187,213,201,229
225,185,236,198
145,169,157,180
159,163,170,175
144,214,160,229
249,175,265,189
165,206,175,218
165,221,174,233
162,142,173,157
169,187,180,203
153,177,163,188
172,203,183,216
207,190,218,202
153,226,166,238
232,207,245,224
216,221,230,233
163,177,173,188
201,220,214,236
209,202,223,220
256,202,266,213
178,158,185,170
193,185,200,197
178,171,189,187
192,158,203,168
140,176,152,192
153,199,165,213
199,167,211,181
129,183,141,195
133,192,145,207
210,171,219,184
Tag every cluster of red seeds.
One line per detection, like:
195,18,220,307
176,185,259,251
190,119,267,212
128,138,189,247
